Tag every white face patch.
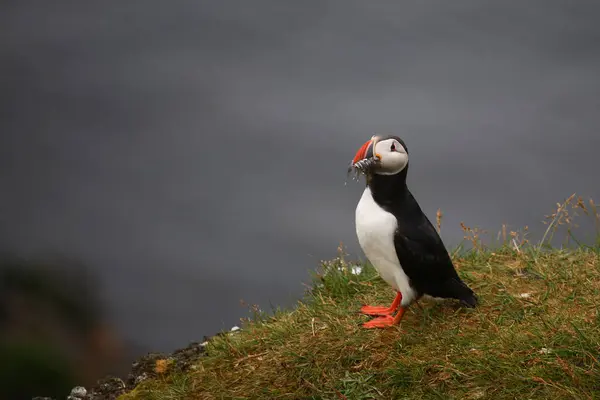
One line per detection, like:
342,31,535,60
373,138,409,175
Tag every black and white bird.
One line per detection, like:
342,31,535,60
348,135,477,329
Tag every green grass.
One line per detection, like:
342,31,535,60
119,194,600,400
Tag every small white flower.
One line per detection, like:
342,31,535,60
350,265,362,275
230,326,241,332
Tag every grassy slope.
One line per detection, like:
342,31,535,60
120,196,600,400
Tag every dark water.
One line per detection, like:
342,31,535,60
1,1,600,393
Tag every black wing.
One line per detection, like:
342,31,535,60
393,216,477,307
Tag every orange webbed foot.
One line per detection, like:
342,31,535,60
362,315,396,328
360,305,395,316
359,291,402,316
361,306,406,329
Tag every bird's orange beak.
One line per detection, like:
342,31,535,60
352,135,380,164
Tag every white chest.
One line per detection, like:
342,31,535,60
355,187,416,306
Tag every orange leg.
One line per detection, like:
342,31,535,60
362,306,406,329
360,291,402,316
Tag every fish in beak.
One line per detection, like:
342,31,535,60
347,135,381,178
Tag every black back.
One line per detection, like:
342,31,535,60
368,144,477,307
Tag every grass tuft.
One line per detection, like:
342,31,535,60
119,195,600,400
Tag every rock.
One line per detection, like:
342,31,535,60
170,341,207,372
133,372,148,386
35,336,212,399
67,386,87,399
85,376,126,400
126,352,166,387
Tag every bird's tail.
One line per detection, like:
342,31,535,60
460,290,478,308
446,278,478,308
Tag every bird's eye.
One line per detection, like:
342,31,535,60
390,143,396,151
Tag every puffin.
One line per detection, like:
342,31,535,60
348,135,477,329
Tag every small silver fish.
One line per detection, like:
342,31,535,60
346,157,379,182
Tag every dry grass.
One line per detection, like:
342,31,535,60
119,194,600,400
